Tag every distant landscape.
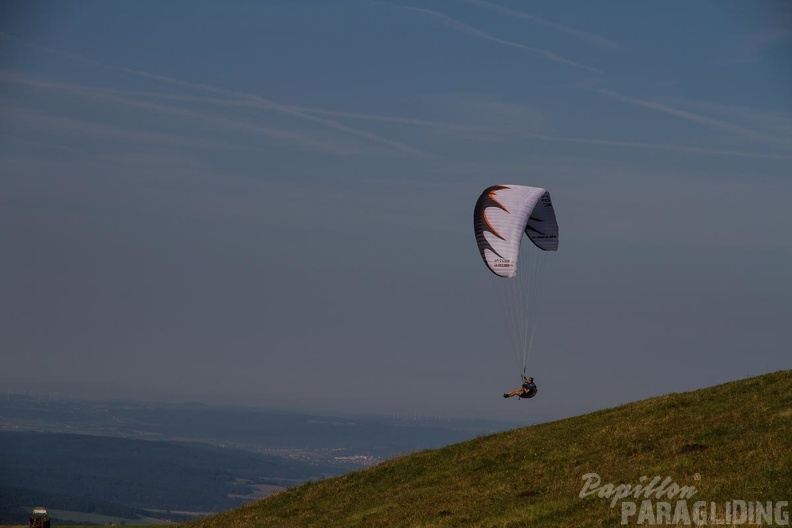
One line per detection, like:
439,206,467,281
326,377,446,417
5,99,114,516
183,369,792,528
2,372,790,527
0,395,513,526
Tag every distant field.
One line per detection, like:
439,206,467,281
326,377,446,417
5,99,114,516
44,508,170,526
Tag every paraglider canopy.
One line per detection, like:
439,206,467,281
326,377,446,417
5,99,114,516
473,184,558,278
473,184,559,378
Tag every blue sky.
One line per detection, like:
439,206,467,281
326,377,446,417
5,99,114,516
1,0,790,422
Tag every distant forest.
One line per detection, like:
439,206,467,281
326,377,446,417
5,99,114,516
0,431,343,525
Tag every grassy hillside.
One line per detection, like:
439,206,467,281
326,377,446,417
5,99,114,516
183,370,791,528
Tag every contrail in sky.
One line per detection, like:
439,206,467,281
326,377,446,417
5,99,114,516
6,73,789,161
463,0,622,50
595,87,792,149
390,5,603,74
0,32,424,157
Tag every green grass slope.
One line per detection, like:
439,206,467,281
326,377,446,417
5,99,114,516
183,370,791,528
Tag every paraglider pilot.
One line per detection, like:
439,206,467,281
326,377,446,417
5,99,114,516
504,376,537,399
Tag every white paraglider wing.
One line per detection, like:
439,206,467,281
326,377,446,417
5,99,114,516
473,184,558,277
473,184,559,376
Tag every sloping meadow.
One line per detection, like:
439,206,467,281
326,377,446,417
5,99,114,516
183,370,791,528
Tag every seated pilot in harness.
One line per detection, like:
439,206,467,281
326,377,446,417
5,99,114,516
503,376,537,399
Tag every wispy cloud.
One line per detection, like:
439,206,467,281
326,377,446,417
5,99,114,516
8,74,787,161
106,66,425,157
463,0,622,50
142,90,792,160
0,73,528,140
0,74,379,156
390,5,602,74
733,27,792,63
0,33,424,157
517,133,792,161
2,105,247,151
662,98,792,140
595,87,792,149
